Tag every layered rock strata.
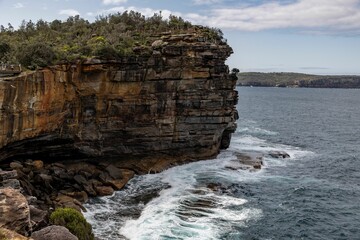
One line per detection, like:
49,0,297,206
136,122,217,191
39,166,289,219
0,33,237,163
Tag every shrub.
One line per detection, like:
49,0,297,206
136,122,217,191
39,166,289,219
16,42,55,69
0,42,11,61
50,207,94,240
93,44,119,59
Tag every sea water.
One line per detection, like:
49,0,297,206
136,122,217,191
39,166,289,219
84,87,360,239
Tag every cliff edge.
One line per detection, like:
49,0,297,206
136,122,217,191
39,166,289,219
0,33,238,163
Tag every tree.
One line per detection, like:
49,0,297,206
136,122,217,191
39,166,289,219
0,42,11,61
16,42,55,69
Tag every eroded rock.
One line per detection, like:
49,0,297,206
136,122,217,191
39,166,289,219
0,227,32,240
0,188,31,235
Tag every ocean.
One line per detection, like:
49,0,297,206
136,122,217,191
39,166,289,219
84,87,360,240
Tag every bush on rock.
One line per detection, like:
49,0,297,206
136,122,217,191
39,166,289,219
49,208,94,240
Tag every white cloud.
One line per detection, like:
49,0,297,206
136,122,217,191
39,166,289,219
13,2,24,8
86,0,360,35
199,0,360,34
102,0,127,5
59,9,80,16
193,0,222,5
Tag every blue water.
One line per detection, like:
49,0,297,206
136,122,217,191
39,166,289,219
84,87,360,240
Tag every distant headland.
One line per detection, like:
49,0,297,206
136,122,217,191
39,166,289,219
237,72,360,88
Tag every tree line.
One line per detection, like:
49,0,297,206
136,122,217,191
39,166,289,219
0,11,225,70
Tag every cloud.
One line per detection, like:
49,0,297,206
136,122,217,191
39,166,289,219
88,1,360,35
102,0,127,5
199,0,360,34
13,2,24,8
193,0,222,5
59,9,80,16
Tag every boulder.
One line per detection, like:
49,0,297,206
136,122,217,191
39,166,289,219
0,170,18,181
29,205,48,230
0,188,31,235
10,161,23,170
1,179,21,189
225,152,264,170
95,185,114,196
105,164,123,179
0,227,32,240
31,225,78,240
54,195,85,212
61,191,88,203
32,161,44,171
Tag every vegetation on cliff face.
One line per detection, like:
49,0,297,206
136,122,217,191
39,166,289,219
237,72,360,88
0,12,226,70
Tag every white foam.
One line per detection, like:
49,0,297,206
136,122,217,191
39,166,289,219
119,190,260,240
117,157,263,240
237,126,279,136
236,118,278,136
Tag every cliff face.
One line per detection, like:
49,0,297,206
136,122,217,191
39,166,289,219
0,34,238,162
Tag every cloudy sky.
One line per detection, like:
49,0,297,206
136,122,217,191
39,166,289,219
0,0,360,75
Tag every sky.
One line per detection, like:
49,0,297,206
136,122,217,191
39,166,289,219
0,0,360,75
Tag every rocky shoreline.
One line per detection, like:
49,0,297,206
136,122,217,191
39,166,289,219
0,154,200,239
0,149,290,239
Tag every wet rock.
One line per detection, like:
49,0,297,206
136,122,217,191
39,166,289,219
0,187,31,235
107,179,129,191
225,152,264,170
225,162,252,171
268,151,290,159
31,225,78,240
95,186,114,196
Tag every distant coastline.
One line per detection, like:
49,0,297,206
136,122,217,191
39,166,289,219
237,72,360,88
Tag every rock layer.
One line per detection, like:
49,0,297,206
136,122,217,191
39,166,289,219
0,33,237,162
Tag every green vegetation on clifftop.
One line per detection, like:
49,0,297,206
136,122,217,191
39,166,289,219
0,12,226,70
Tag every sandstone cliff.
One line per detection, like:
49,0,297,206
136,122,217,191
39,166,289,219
0,33,238,163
